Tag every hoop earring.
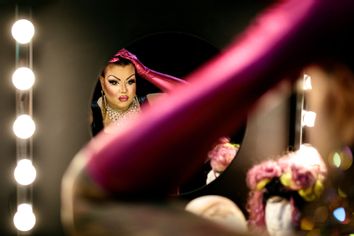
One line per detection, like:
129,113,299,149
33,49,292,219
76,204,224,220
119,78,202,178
101,90,108,121
133,95,141,109
101,90,107,108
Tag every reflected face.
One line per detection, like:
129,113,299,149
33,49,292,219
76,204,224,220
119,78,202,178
100,63,136,111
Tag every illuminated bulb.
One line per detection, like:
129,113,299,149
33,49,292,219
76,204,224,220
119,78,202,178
340,147,353,170
300,217,314,230
333,207,346,222
303,74,312,90
332,152,342,168
14,159,36,185
12,67,35,90
13,114,36,139
13,203,36,231
11,19,35,44
329,147,353,170
302,110,316,127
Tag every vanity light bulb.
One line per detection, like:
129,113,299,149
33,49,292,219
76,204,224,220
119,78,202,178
14,159,37,185
11,19,35,44
303,74,312,90
13,203,36,232
302,110,316,127
12,67,35,90
13,115,36,139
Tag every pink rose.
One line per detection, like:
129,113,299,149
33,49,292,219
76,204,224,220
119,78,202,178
288,165,316,190
208,141,239,172
247,160,282,189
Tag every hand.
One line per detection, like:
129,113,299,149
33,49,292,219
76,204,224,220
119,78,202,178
109,48,138,63
109,48,147,75
109,48,185,92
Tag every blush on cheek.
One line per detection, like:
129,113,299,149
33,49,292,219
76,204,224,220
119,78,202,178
105,84,118,97
130,86,137,97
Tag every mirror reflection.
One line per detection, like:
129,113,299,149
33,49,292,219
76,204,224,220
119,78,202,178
91,48,186,134
90,32,246,193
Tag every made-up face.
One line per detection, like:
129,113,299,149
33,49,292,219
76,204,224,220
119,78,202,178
100,63,137,111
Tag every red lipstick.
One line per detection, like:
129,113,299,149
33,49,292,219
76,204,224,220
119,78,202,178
119,95,129,102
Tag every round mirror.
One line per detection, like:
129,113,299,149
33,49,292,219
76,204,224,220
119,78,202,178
90,32,246,194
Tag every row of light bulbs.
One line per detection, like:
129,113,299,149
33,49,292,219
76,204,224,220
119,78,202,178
11,17,37,232
300,75,354,229
11,13,352,234
301,74,316,128
10,19,316,234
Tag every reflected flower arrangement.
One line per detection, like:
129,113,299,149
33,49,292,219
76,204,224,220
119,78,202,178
246,145,328,231
206,137,240,184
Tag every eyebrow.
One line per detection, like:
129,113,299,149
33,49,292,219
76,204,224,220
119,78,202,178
107,73,136,81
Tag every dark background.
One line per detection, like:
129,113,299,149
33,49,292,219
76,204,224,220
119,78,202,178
0,0,301,235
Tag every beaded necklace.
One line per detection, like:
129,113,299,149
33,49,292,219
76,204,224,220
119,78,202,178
97,96,141,127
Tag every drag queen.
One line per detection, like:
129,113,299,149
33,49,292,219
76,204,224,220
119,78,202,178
91,48,187,135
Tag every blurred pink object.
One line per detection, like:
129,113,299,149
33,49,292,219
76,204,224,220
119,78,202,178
246,160,282,190
208,137,239,172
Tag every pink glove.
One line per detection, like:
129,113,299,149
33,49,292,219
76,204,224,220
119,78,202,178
85,0,354,195
110,48,187,92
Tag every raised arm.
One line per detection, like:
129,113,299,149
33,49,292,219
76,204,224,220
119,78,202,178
110,48,188,92
62,0,354,234
83,0,354,195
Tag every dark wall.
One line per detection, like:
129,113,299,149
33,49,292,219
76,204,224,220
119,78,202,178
0,1,285,235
